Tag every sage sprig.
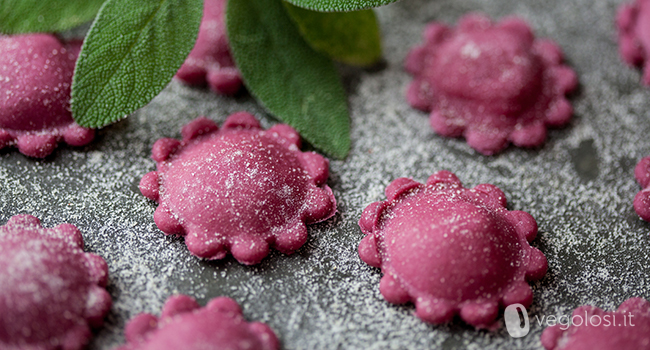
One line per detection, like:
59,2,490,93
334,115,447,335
70,0,203,128
0,0,395,158
227,0,351,158
0,0,105,34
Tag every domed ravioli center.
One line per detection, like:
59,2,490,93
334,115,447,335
1,242,88,343
431,30,542,107
162,132,309,235
383,196,522,302
0,35,75,131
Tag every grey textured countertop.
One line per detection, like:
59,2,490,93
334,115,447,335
1,0,650,348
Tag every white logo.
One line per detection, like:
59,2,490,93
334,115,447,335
504,303,530,338
504,304,636,338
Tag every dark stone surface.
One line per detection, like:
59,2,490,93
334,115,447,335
1,0,649,348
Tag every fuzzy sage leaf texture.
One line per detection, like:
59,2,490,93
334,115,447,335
0,0,106,34
283,2,381,66
71,0,202,128
227,0,351,159
282,0,399,12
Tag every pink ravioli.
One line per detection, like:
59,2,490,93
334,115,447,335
175,0,242,95
541,297,650,350
405,14,578,155
0,34,95,158
634,156,650,221
117,295,279,350
358,171,547,329
139,112,337,265
0,214,111,350
617,0,650,86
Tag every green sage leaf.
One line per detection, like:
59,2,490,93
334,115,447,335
0,0,106,34
283,2,381,66
227,0,350,159
282,0,398,12
71,0,202,128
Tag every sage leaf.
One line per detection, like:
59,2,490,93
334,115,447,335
284,2,381,66
227,0,350,159
282,0,399,12
71,0,202,128
0,0,106,34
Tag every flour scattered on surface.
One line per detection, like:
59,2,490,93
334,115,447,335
1,0,649,349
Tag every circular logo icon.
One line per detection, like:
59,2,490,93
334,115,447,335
504,303,530,338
